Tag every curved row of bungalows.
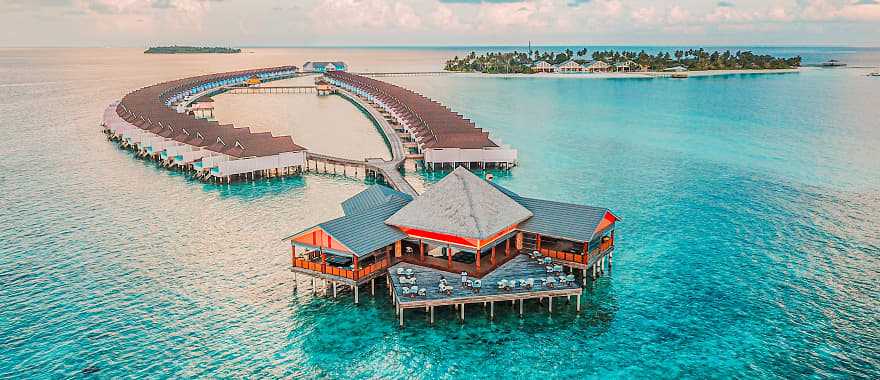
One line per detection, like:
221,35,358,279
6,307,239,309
164,67,298,108
102,66,307,182
325,71,517,170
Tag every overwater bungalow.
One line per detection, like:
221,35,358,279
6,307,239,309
283,167,618,325
303,61,348,73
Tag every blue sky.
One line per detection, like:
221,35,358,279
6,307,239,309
0,0,878,47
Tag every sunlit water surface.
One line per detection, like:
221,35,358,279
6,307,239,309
0,48,878,378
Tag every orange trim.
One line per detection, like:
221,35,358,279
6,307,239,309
290,227,355,254
399,227,477,248
594,211,618,236
475,224,518,249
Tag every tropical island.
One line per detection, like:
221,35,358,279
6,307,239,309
444,48,801,74
144,46,241,54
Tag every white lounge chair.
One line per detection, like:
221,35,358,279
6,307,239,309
405,268,414,277
397,268,405,275
497,279,508,289
417,288,427,296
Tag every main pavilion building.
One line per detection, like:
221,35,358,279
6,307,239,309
283,167,618,324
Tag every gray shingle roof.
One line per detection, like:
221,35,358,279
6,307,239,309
385,167,533,240
341,185,413,216
511,195,611,243
317,197,410,257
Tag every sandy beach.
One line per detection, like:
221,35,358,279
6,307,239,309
211,76,391,161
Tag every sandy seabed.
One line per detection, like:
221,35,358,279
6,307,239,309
211,76,391,161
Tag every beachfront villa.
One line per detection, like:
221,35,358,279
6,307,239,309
531,60,554,73
585,60,612,72
531,59,620,74
555,59,586,73
284,167,618,325
303,61,348,73
614,60,647,72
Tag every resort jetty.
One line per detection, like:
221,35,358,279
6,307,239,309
100,63,616,326
102,64,517,190
284,167,618,326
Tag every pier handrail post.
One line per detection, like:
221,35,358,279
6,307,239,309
353,255,359,281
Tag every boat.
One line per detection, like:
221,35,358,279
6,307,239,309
868,72,880,77
671,72,689,79
820,59,847,67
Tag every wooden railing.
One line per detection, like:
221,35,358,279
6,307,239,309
292,256,389,281
539,248,587,264
539,240,614,266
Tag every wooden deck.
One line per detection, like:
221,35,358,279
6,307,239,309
394,247,520,278
388,254,582,309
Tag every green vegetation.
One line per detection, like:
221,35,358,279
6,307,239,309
144,46,241,54
444,48,801,73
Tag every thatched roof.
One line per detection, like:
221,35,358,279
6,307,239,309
385,167,532,240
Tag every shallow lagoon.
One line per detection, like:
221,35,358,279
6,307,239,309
0,47,878,378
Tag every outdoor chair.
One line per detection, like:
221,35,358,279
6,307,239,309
417,288,427,297
402,286,410,295
405,268,414,277
497,279,508,289
397,268,405,275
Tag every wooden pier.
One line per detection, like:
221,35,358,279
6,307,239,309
354,71,453,77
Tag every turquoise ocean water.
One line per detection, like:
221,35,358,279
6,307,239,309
1,47,878,378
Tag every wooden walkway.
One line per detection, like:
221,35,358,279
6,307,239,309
335,88,418,197
354,71,453,77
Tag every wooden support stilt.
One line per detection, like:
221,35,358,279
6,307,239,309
332,281,337,298
490,301,494,320
576,294,581,312
519,299,523,317
430,306,434,325
371,278,375,296
460,303,465,322
354,285,359,304
399,307,404,327
548,297,553,313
